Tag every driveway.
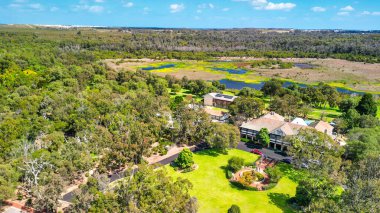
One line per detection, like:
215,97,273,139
237,142,291,161
62,147,196,202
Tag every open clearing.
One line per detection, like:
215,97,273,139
166,149,299,213
104,58,380,93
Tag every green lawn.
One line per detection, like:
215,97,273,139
168,88,203,102
166,149,299,213
308,107,341,122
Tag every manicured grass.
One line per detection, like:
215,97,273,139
166,149,299,213
168,88,203,102
308,107,341,122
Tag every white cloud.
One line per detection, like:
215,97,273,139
9,3,22,8
123,2,133,8
337,11,349,16
361,11,380,16
264,2,295,11
50,6,59,12
9,1,45,11
88,5,103,13
73,3,104,13
237,0,296,11
170,3,184,13
340,5,354,11
198,3,214,9
251,0,268,9
311,6,326,12
143,7,150,14
94,0,104,2
29,3,43,10
222,8,230,12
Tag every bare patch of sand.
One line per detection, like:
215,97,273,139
153,70,225,80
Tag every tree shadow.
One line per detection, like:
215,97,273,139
195,149,226,157
268,193,295,213
220,165,230,178
277,163,304,183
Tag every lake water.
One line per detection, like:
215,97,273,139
212,67,247,74
294,63,316,69
142,64,175,71
219,79,363,95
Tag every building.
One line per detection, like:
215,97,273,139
204,93,237,108
204,107,230,122
240,112,334,151
309,120,334,136
291,117,308,126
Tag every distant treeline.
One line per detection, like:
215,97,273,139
0,26,380,63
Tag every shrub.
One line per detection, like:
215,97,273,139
228,157,245,173
230,181,258,191
228,204,241,213
241,138,251,143
174,148,194,169
240,171,254,186
182,166,194,173
226,170,233,179
254,172,264,182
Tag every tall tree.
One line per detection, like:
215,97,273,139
261,79,284,97
205,123,240,152
228,97,264,123
115,165,197,213
356,93,377,116
287,129,343,180
341,156,380,213
269,94,302,117
257,128,270,147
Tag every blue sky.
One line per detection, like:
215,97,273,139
0,0,380,30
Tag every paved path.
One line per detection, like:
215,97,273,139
2,206,26,213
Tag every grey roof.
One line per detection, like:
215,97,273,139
206,93,238,102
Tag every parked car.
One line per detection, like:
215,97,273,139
251,149,263,155
282,159,292,164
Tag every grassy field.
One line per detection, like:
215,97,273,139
309,107,342,122
168,88,203,102
166,149,299,213
105,59,380,94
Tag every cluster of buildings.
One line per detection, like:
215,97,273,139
240,112,334,151
203,92,336,151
